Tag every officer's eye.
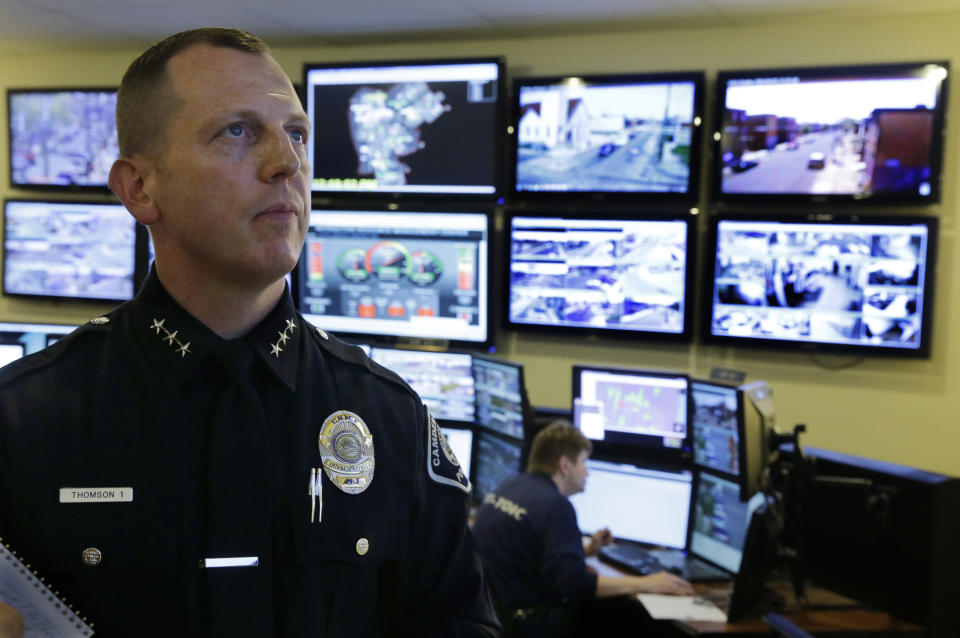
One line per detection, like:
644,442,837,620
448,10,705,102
289,127,307,145
223,123,246,138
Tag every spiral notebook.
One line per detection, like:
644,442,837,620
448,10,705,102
0,538,93,637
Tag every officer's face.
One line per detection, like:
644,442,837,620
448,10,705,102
142,44,311,289
567,450,590,496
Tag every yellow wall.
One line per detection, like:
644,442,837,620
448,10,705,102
1,11,958,475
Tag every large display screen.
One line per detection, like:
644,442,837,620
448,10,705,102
506,213,693,340
691,380,741,478
472,430,524,503
572,365,690,458
304,58,505,197
713,62,949,203
0,322,76,366
512,72,703,199
369,347,475,423
705,215,937,356
297,209,491,346
3,199,137,302
8,88,118,191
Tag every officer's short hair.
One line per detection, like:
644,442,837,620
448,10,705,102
526,420,592,475
116,27,270,158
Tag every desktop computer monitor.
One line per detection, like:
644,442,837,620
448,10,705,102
689,471,766,575
740,380,777,501
471,354,529,441
572,364,690,461
0,322,77,364
472,430,524,503
570,459,693,550
369,347,475,424
440,426,474,478
690,379,741,479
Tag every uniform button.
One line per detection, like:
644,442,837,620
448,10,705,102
355,537,369,556
82,547,102,566
89,316,110,325
316,327,328,340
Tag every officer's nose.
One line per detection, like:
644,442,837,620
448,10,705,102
259,129,302,183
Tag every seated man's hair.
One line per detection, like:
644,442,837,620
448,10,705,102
527,420,592,475
116,27,270,158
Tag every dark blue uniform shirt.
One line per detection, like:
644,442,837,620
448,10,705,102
0,270,499,638
472,472,597,610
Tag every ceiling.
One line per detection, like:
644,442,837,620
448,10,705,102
0,0,957,56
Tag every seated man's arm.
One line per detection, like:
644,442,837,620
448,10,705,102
596,572,694,598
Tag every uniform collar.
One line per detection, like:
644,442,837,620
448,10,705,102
130,268,301,392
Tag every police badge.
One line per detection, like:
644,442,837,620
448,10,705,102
318,410,375,494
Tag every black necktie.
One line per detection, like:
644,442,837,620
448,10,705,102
204,339,273,637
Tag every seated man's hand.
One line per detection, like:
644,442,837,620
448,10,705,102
584,527,613,557
640,571,694,596
0,602,24,638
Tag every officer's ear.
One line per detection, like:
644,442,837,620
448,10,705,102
109,156,160,226
557,454,573,477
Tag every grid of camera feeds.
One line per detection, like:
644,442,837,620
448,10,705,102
3,199,137,302
708,217,935,353
715,62,948,203
507,215,691,338
8,89,119,190
304,59,503,196
369,347,476,423
513,73,702,197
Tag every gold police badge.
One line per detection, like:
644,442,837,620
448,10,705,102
318,410,375,494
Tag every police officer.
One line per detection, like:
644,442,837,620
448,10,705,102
472,421,692,637
0,28,499,638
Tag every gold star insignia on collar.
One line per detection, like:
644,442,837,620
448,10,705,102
150,318,192,358
268,318,297,359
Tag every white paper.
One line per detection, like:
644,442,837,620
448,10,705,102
0,541,94,637
636,593,728,623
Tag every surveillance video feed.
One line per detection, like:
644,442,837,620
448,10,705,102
370,348,475,423
3,201,135,301
10,90,118,188
473,357,525,439
718,65,946,198
473,432,523,503
509,217,688,335
692,382,741,476
305,62,500,194
710,219,932,350
298,210,488,344
515,80,697,194
690,473,754,574
575,368,687,445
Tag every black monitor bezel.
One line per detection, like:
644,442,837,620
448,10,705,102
571,363,692,464
7,87,118,194
502,208,697,343
302,56,507,204
470,352,533,441
293,204,496,350
508,70,706,204
2,197,145,304
710,61,950,206
701,211,939,358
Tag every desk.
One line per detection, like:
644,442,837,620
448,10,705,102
586,557,922,637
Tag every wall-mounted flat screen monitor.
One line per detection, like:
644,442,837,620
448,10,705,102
512,71,704,200
369,347,475,424
0,322,76,366
572,364,690,460
713,61,949,204
705,215,938,357
571,459,693,550
296,209,491,348
506,213,694,341
472,430,524,503
471,354,528,440
3,199,138,303
440,426,474,478
8,88,118,191
304,58,505,199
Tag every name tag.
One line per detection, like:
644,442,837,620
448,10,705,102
59,487,133,503
200,557,259,568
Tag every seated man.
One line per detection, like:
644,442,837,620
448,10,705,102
472,421,693,637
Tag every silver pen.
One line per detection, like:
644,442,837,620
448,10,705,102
314,468,323,524
309,468,317,523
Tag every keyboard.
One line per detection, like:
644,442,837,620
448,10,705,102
598,543,665,575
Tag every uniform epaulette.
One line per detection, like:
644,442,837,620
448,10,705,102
300,317,419,398
0,308,122,388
